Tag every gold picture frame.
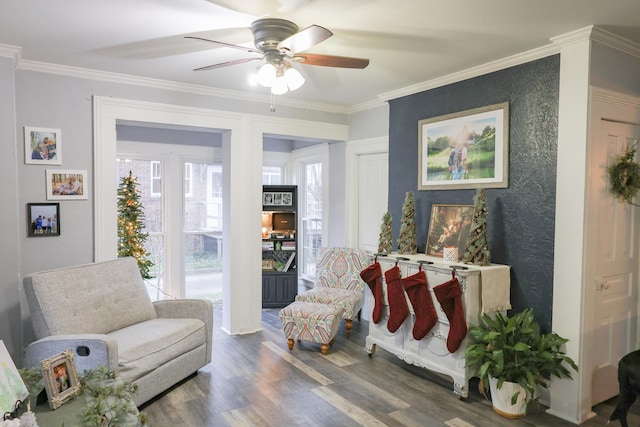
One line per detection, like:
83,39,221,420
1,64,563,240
41,349,81,409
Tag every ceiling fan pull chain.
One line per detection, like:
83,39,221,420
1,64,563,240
270,92,276,113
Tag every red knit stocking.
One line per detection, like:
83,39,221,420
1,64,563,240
385,266,409,333
360,262,383,324
402,270,437,340
433,273,467,353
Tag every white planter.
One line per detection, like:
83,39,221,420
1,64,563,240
488,375,529,418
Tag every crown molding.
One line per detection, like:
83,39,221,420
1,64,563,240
15,57,350,115
347,97,388,114
376,42,560,103
590,26,640,59
0,43,20,61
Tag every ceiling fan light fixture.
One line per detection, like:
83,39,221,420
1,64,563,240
257,63,276,87
271,74,289,95
284,67,305,91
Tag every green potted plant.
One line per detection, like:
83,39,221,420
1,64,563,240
464,308,578,418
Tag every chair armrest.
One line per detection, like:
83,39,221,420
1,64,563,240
153,299,214,364
24,334,118,374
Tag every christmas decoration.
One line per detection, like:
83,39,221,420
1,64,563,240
402,270,437,340
385,266,408,333
462,189,490,266
377,211,393,254
117,172,154,279
608,143,640,206
433,275,467,353
397,192,417,254
360,262,383,324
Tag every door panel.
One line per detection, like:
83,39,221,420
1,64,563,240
590,121,640,404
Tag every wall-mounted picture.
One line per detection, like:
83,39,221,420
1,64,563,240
263,191,293,206
27,203,60,237
46,169,88,200
426,204,474,259
41,349,81,410
24,126,62,165
418,102,509,190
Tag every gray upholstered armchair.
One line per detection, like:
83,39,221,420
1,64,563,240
23,257,213,406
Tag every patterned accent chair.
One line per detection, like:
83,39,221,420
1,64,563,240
295,247,371,337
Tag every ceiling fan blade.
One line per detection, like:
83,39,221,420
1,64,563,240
185,36,262,55
194,57,262,71
292,53,369,69
278,25,333,54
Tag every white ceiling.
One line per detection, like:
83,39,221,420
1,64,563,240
2,0,640,109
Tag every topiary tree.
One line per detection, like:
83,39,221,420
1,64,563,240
377,211,393,254
397,191,417,254
462,189,490,265
117,171,154,279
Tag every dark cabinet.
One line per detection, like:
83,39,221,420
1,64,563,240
262,185,297,307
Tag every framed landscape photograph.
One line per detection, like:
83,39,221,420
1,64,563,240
27,203,60,237
41,349,81,410
418,102,509,190
426,204,474,259
46,169,88,200
24,126,62,165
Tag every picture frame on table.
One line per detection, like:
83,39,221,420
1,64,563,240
24,126,62,165
41,349,81,410
418,102,509,190
426,204,474,259
27,203,60,237
46,169,88,200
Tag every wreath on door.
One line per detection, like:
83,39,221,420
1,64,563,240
608,143,640,206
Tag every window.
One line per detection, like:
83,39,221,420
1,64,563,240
262,166,282,185
184,162,193,197
150,161,161,197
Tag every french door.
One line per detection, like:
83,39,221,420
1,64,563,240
117,141,221,301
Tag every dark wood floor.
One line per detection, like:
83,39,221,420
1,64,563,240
141,308,638,427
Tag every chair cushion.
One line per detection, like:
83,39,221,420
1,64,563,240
108,317,205,382
279,301,343,344
295,287,364,320
315,247,370,293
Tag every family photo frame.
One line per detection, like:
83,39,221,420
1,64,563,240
426,204,474,259
46,169,88,200
418,102,509,190
27,203,60,237
41,349,81,410
263,191,293,206
24,126,62,165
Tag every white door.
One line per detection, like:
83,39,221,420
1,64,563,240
358,152,388,321
358,153,389,252
589,120,640,404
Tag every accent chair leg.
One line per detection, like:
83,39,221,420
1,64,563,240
321,343,329,355
287,339,294,350
345,319,353,337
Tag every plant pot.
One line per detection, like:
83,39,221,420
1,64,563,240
488,376,529,418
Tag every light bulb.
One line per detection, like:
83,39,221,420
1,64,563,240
285,67,305,91
257,63,276,87
271,75,288,95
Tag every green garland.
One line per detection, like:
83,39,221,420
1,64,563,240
608,145,640,206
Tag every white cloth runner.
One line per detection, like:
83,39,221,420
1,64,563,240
477,264,511,313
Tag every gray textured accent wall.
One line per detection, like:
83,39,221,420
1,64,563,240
388,55,560,330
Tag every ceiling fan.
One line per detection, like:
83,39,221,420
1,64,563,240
186,18,369,94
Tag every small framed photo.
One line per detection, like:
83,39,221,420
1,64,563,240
46,169,88,200
426,204,474,259
27,203,60,237
262,259,274,271
41,349,80,410
24,126,62,165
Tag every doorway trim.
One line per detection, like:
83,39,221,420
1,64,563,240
93,96,348,335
